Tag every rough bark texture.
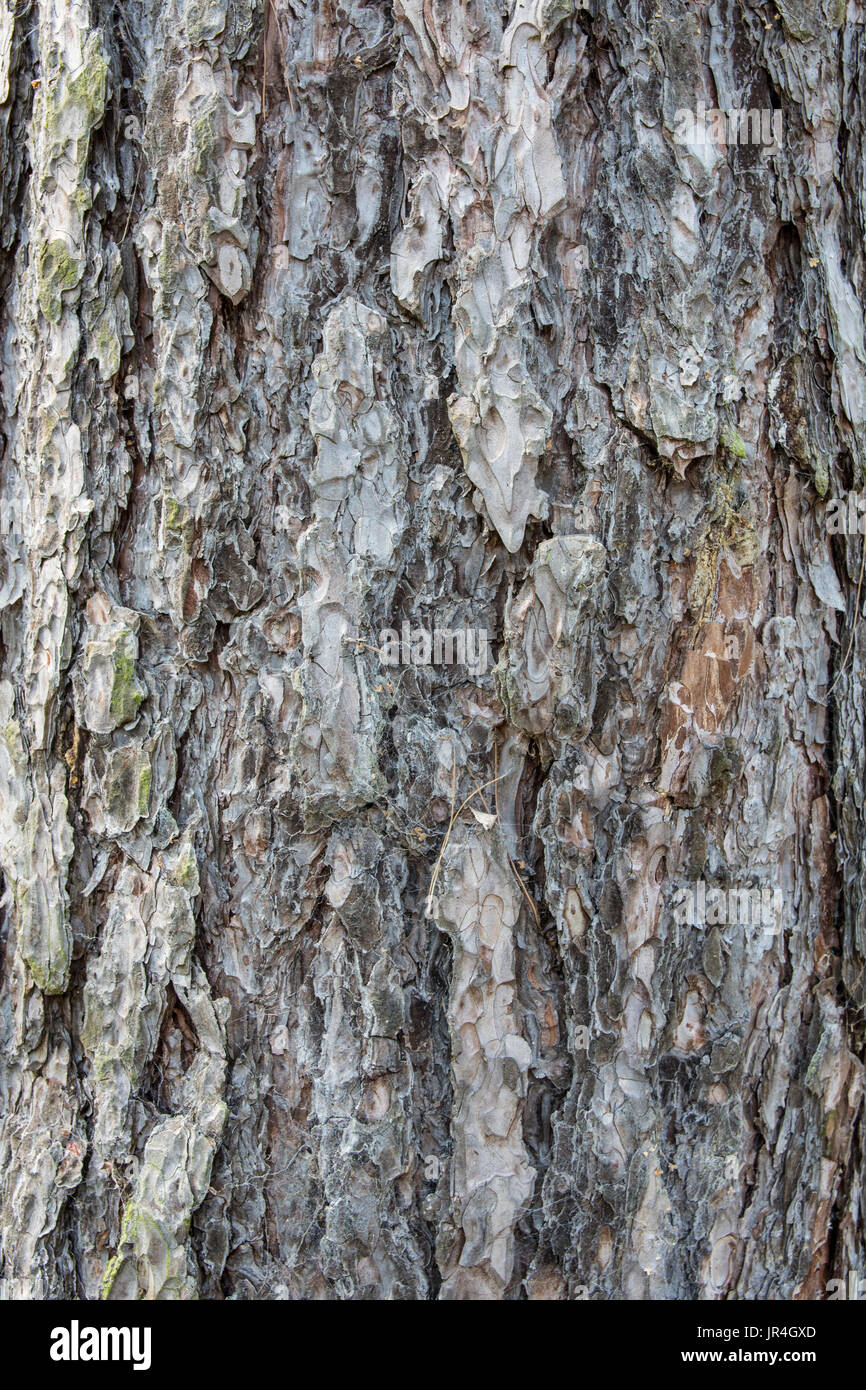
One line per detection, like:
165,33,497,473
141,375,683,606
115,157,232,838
0,0,864,1301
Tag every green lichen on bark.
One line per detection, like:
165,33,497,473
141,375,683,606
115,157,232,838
109,636,144,728
37,238,82,322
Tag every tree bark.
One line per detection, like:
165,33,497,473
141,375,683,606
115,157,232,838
0,0,864,1301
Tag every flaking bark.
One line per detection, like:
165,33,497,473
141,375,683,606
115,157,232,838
0,0,864,1300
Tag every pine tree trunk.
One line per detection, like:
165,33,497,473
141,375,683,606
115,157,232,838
0,0,864,1301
